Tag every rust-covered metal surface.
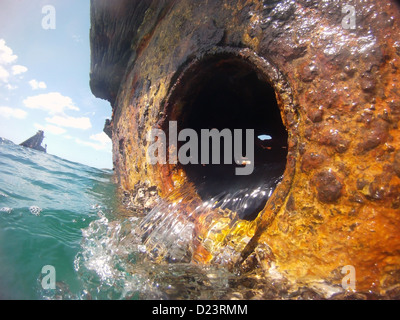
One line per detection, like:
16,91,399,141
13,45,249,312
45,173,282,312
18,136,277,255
90,0,400,297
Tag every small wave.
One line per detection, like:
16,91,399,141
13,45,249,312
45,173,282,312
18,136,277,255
0,207,12,214
0,137,15,145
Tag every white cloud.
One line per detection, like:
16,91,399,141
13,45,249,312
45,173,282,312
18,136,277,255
23,92,79,115
46,115,92,130
75,138,105,151
12,65,27,75
0,106,27,119
5,84,17,90
0,40,28,86
24,92,92,131
34,123,66,135
75,138,110,151
74,132,111,152
29,79,47,90
0,65,10,82
0,39,17,65
90,132,111,145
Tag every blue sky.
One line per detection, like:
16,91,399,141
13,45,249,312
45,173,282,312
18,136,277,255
0,0,113,169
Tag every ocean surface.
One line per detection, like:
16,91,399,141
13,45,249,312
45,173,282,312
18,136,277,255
0,137,119,299
1,137,359,300
0,137,241,300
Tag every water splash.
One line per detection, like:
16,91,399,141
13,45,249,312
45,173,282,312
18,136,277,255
73,198,354,300
73,213,237,300
73,179,287,299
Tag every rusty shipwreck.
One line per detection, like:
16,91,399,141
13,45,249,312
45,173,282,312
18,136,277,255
89,0,400,297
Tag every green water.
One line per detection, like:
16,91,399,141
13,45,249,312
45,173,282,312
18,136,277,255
1,137,354,300
0,138,117,299
0,137,242,300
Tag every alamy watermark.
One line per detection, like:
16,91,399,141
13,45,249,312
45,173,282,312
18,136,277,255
147,121,255,176
42,5,56,30
41,265,56,290
342,4,356,30
341,265,356,291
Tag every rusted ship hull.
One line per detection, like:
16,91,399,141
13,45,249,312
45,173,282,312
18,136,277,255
90,0,400,296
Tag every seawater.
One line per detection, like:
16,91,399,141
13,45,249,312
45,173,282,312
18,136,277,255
0,137,354,300
0,138,118,299
0,137,239,300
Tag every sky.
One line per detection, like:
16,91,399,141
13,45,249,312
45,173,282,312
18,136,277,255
0,0,113,169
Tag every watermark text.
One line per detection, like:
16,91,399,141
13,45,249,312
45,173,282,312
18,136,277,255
147,121,255,176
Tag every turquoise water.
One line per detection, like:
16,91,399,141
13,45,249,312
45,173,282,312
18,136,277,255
1,137,356,300
0,138,117,299
0,137,239,300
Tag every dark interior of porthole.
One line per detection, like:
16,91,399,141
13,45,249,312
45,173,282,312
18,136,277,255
166,56,288,221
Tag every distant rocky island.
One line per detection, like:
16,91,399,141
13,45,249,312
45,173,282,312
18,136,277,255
20,130,47,153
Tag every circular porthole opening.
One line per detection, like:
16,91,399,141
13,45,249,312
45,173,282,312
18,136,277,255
165,54,288,221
